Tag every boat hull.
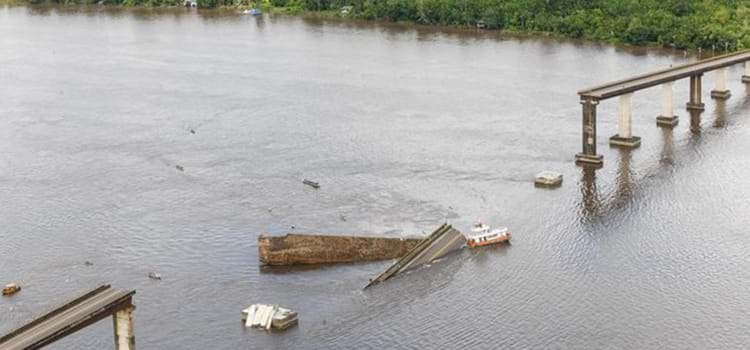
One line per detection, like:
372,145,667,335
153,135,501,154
467,232,511,248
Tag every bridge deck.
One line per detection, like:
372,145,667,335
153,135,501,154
0,285,135,350
579,49,750,100
364,224,466,288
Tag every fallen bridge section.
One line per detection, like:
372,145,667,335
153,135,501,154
364,223,466,289
0,285,136,350
258,234,423,266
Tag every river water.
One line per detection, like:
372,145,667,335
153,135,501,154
1,6,749,349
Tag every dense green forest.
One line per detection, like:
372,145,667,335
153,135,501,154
276,0,750,50
17,0,750,50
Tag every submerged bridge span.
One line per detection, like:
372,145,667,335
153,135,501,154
575,49,750,167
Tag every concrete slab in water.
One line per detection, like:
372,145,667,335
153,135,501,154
364,223,466,289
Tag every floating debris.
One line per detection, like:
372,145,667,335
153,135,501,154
242,304,298,330
339,214,347,222
84,261,94,266
534,171,563,188
3,283,21,296
176,165,185,172
302,179,320,189
148,272,162,280
189,129,196,134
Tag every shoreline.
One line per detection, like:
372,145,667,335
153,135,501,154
1,2,742,56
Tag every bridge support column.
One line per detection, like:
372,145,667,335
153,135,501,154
687,74,705,111
575,98,603,167
657,82,679,127
711,67,731,99
113,306,135,350
609,93,641,148
743,61,750,83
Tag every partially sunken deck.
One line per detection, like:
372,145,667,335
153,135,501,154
579,49,750,100
258,234,423,265
364,224,466,289
0,285,135,350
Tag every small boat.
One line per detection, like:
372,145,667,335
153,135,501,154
243,8,261,16
465,222,511,248
148,272,162,280
3,283,21,296
303,179,320,189
242,304,298,330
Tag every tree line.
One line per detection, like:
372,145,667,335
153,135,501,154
274,0,750,50
21,0,750,50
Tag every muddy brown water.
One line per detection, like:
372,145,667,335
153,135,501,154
1,6,749,349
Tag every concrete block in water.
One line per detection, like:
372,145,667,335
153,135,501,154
257,234,423,265
535,171,563,188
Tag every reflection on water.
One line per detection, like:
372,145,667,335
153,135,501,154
612,148,635,206
713,100,728,129
658,127,675,166
578,167,602,222
2,5,750,350
689,109,703,133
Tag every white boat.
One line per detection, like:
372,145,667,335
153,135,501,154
465,222,511,248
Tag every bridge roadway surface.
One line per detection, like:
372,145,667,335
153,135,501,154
579,49,750,100
0,285,135,350
365,224,466,288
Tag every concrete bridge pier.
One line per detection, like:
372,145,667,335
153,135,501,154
575,98,604,167
711,67,731,99
113,306,135,350
686,74,705,111
609,93,641,148
657,82,679,127
743,61,750,83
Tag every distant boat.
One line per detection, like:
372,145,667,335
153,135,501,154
243,8,261,16
3,283,21,296
303,179,320,189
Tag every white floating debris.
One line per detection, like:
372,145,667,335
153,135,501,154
534,171,563,188
242,304,298,331
148,272,162,280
